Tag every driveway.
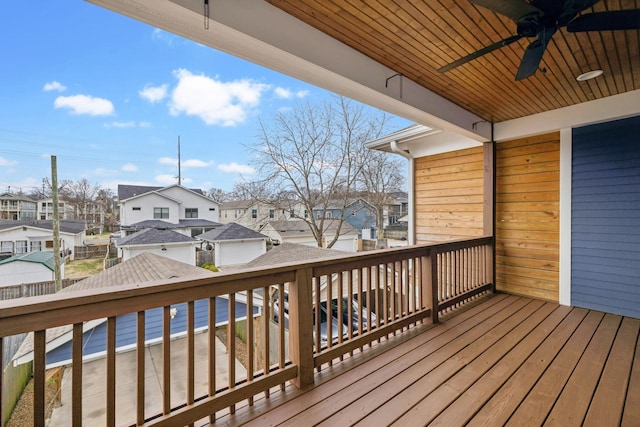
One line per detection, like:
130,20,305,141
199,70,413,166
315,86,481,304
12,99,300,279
49,332,246,426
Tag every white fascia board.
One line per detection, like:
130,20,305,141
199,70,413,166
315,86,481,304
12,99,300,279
494,89,640,141
87,0,489,141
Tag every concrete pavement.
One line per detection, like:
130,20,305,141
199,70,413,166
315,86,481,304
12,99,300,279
48,332,246,426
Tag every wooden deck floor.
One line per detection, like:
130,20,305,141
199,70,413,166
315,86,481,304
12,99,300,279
209,294,640,426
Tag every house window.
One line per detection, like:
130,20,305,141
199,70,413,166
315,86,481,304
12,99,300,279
325,211,333,219
30,241,42,251
209,208,215,211
289,209,295,218
45,240,54,249
0,241,14,253
304,210,309,219
132,207,141,211
154,207,169,219
252,209,258,219
185,208,198,218
15,241,28,253
269,209,275,219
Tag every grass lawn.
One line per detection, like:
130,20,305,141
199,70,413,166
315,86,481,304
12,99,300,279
65,258,104,278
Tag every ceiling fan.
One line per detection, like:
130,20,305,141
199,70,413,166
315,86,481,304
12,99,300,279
438,0,640,80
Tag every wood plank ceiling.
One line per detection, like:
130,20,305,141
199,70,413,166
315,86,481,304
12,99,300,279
266,0,640,123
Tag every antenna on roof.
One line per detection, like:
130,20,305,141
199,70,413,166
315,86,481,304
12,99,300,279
178,135,182,186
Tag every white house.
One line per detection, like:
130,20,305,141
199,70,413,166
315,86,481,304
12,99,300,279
261,220,359,252
0,220,85,260
118,184,219,231
0,251,63,287
197,222,268,268
115,228,200,265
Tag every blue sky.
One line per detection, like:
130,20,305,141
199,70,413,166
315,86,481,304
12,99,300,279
0,2,411,195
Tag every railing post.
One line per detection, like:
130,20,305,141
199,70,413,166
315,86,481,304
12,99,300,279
431,251,439,324
289,267,314,389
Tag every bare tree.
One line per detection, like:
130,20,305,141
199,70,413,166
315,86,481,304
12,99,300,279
251,96,392,248
62,178,101,226
358,150,406,231
207,187,229,202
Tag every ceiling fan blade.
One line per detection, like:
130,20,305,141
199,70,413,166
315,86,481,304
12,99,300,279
470,0,543,21
567,10,640,32
438,35,522,73
516,27,556,81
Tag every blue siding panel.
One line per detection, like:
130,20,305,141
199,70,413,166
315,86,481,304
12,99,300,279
571,115,640,318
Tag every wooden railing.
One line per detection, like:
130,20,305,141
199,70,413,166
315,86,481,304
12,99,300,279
0,237,492,426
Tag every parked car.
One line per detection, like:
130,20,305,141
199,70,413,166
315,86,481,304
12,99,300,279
272,292,376,344
110,231,122,239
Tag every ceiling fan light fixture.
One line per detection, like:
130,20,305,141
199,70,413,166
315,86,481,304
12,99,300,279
576,70,604,81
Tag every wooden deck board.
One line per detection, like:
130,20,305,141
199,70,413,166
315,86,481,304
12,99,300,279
462,307,589,426
205,295,639,427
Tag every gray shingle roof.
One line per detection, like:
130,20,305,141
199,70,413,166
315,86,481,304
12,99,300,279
198,222,267,242
0,220,86,234
242,242,348,269
117,184,204,201
117,228,197,246
178,219,222,227
12,252,215,363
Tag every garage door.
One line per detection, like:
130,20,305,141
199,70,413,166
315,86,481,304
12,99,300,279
571,115,640,318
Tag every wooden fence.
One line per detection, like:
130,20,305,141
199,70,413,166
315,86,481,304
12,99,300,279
0,278,86,300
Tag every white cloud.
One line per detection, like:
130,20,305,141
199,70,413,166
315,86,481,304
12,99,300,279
169,69,269,126
273,87,309,99
155,174,179,185
121,163,138,172
139,84,168,103
182,159,213,168
106,121,136,128
43,81,67,92
0,156,17,166
155,174,193,185
54,94,114,116
159,157,212,168
274,87,292,99
159,157,177,166
218,162,256,174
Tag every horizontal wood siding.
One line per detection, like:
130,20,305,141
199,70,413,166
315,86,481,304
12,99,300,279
414,147,485,243
571,115,640,318
496,133,560,301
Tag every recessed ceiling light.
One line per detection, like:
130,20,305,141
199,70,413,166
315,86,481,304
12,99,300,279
576,70,604,81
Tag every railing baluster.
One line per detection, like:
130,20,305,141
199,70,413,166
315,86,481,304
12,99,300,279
33,329,45,427
208,297,216,423
187,300,195,426
326,274,333,359
262,286,270,398
228,293,236,414
278,284,286,391
162,306,171,416
314,276,321,360
106,316,116,427
337,272,344,358
72,323,83,426
246,289,254,405
136,311,145,426
0,337,3,427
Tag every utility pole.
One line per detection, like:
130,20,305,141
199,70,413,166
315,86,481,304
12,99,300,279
51,156,62,291
178,135,182,186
